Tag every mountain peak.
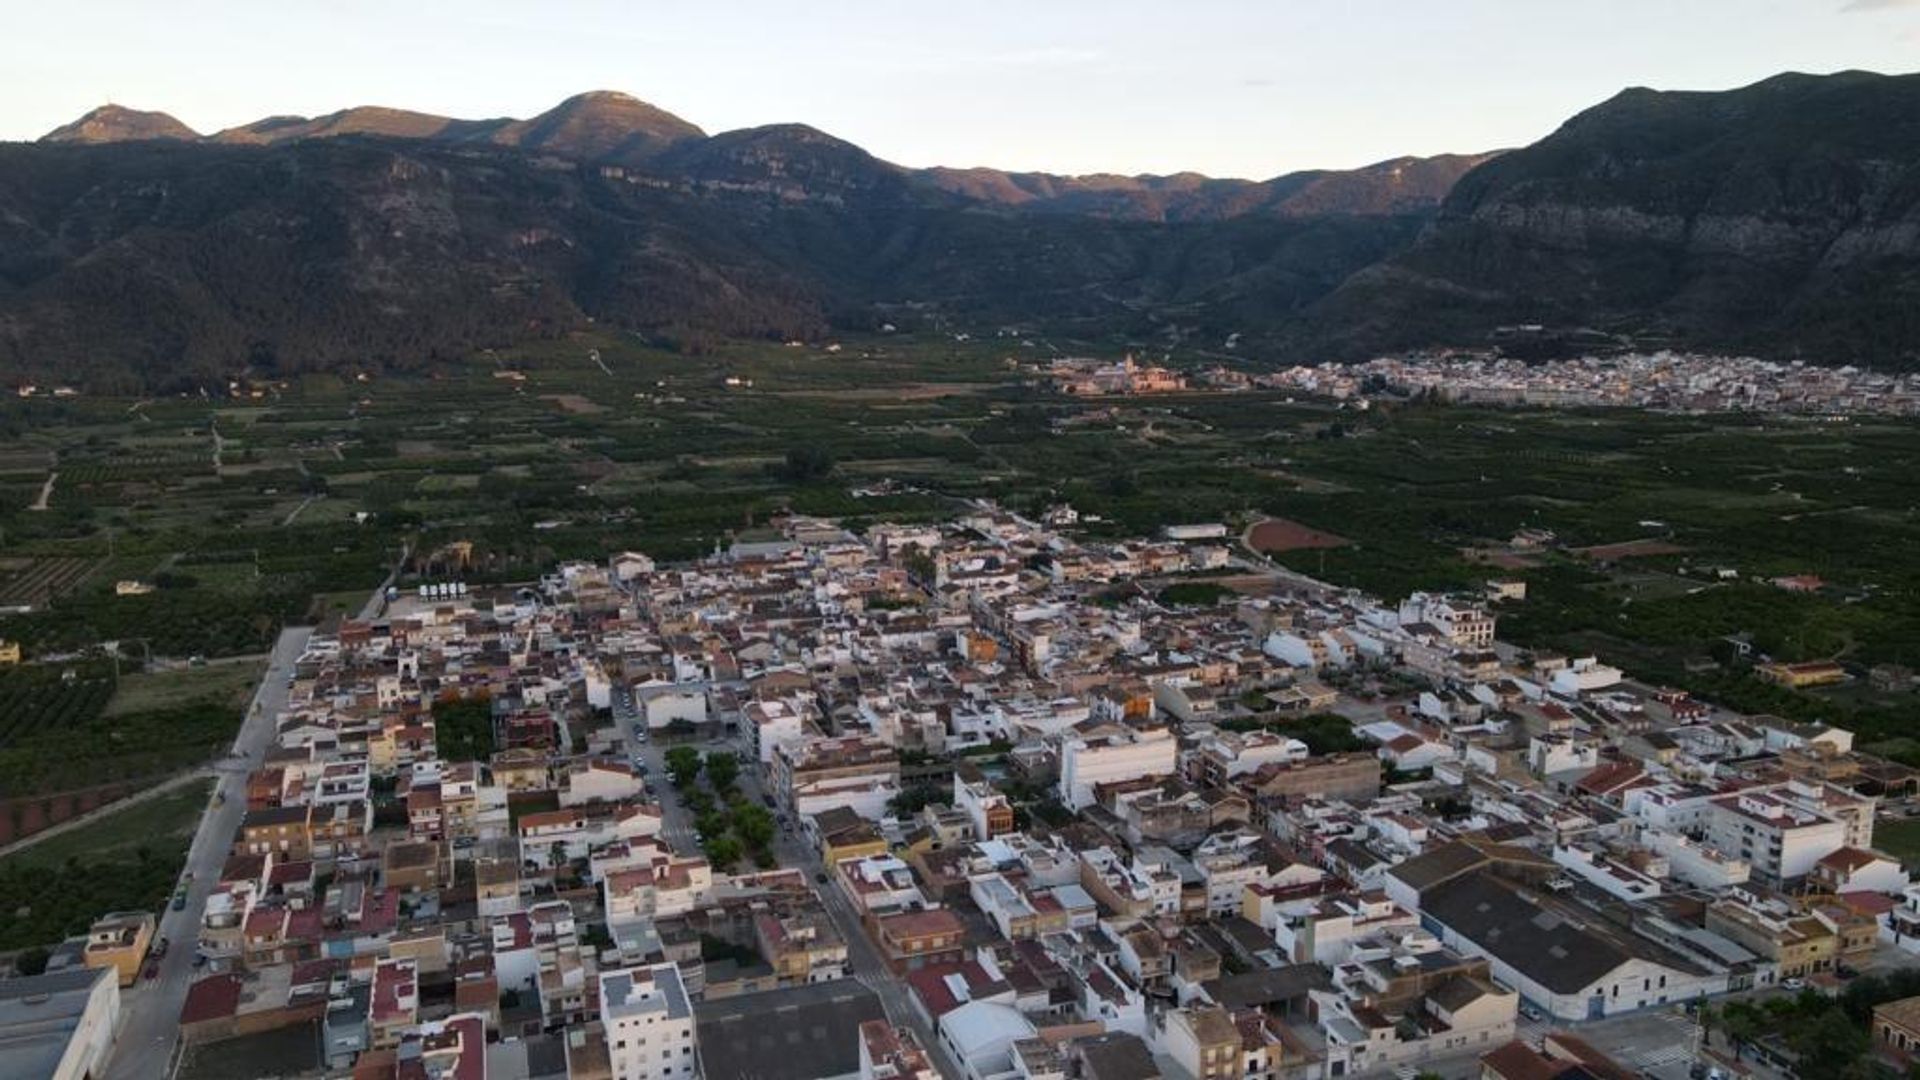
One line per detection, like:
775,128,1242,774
489,91,704,165
40,104,200,144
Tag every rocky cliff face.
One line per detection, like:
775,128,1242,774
1307,71,1920,365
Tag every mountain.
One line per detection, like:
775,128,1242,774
0,134,1423,388
35,91,1474,221
918,153,1498,223
486,90,705,164
9,71,1919,386
209,106,506,146
39,104,200,144
1305,70,1920,365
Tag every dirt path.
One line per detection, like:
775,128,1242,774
0,767,212,860
28,470,56,511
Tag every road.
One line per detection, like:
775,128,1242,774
101,625,313,1080
624,701,962,1078
1232,523,1337,600
356,541,411,622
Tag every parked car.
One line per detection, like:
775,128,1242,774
814,872,829,884
1782,976,1807,991
144,962,160,981
151,936,169,958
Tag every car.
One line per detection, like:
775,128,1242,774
172,890,188,911
192,953,208,969
814,872,829,884
1519,1004,1545,1022
152,937,170,958
144,962,160,980
1782,976,1806,991
1689,1065,1707,1080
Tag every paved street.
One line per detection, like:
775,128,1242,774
624,705,963,1078
101,625,313,1080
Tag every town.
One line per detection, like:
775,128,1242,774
7,498,1920,1080
1259,353,1920,417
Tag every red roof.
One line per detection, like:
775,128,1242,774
1838,890,1898,916
179,974,243,1025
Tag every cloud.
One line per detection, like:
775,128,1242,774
1840,0,1920,11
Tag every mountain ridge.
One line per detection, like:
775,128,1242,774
1300,68,1920,365
36,91,1487,222
10,70,1920,385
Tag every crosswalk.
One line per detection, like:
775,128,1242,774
1633,1044,1693,1071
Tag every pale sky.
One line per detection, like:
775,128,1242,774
4,0,1917,178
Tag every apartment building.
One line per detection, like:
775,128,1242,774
1058,725,1177,811
602,963,698,1080
1705,791,1850,883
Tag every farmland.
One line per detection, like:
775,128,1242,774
0,328,1918,748
0,779,213,951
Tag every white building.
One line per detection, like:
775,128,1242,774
746,698,809,765
954,774,1013,841
1706,791,1851,883
938,1000,1036,1080
1550,657,1623,697
1058,726,1177,810
602,963,698,1080
639,686,708,730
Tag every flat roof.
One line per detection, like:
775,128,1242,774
0,968,112,1080
694,978,884,1080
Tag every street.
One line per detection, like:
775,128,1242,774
101,625,313,1080
619,695,964,1078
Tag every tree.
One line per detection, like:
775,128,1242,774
1786,1008,1869,1080
734,804,775,849
1718,1001,1765,1062
14,947,49,976
682,787,715,816
887,785,943,818
775,446,836,483
704,834,741,871
704,751,739,792
665,746,703,788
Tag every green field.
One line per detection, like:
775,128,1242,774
4,330,1920,748
0,779,211,951
103,657,266,716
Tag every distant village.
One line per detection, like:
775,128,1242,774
15,500,1920,1080
1262,352,1920,417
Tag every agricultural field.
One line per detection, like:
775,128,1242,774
0,660,248,799
0,555,97,609
2,328,1919,747
0,779,213,951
